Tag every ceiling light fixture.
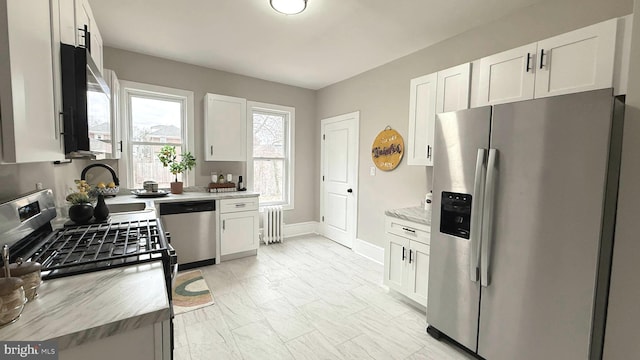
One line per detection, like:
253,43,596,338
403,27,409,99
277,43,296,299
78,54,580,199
270,0,307,15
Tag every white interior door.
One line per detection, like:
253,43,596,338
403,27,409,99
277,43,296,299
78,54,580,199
321,112,359,248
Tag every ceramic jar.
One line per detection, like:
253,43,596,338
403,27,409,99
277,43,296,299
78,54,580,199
68,203,94,224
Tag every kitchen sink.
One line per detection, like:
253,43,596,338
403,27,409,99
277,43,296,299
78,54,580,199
107,202,149,214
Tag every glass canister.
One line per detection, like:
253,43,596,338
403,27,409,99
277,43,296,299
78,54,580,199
1,259,42,302
0,277,26,327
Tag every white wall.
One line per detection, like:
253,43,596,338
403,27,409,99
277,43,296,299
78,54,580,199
316,0,633,248
102,47,318,225
0,159,91,214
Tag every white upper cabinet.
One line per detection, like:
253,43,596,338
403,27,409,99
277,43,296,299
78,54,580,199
59,0,104,74
204,93,247,161
476,43,537,106
613,15,633,96
103,69,122,159
408,63,470,167
76,0,104,74
59,0,76,45
535,19,616,98
0,0,63,163
474,18,619,106
408,73,437,166
436,63,471,114
90,24,104,74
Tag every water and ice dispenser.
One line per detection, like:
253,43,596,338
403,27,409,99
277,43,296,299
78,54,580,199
440,191,472,239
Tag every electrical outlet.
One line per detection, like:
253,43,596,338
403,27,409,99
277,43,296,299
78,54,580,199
36,183,43,190
370,166,376,176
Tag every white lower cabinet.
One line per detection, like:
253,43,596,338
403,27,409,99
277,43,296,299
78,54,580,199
219,198,259,258
384,216,430,307
385,233,409,292
406,240,430,305
60,320,170,360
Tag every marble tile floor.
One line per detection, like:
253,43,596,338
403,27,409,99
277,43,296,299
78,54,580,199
174,235,474,360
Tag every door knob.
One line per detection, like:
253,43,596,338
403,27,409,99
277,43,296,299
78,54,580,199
347,188,353,193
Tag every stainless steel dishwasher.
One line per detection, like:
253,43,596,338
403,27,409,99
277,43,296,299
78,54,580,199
159,200,217,270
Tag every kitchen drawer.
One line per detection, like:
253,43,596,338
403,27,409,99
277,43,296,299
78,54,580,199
219,197,259,213
385,216,431,245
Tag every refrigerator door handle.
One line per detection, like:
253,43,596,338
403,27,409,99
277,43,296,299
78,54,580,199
481,148,498,287
470,148,487,282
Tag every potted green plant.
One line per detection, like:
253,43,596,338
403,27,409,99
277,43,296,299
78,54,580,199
66,180,95,224
158,145,196,194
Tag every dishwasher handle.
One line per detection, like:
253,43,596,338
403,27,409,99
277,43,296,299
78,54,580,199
159,200,216,215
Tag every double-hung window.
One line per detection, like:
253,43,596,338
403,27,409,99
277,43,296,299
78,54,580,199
120,81,194,189
248,102,295,209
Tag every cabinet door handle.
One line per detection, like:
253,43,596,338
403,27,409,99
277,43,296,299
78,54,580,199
56,112,63,140
525,52,531,72
539,49,545,69
402,227,416,234
118,141,123,152
222,220,225,231
402,246,406,261
210,145,214,155
235,203,246,207
78,24,91,53
409,249,413,264
427,145,432,159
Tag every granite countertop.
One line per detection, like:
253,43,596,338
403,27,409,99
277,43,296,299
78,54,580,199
0,261,169,351
385,206,432,226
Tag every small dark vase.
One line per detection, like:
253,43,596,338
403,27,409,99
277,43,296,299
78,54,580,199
68,203,94,224
93,194,110,221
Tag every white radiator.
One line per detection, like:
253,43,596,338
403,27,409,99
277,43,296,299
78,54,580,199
262,206,284,244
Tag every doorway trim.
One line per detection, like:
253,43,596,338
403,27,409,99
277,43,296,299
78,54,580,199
320,111,360,248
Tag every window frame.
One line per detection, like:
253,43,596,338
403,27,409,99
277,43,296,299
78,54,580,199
119,81,195,189
247,101,295,210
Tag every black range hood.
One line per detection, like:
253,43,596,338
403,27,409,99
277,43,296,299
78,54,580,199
60,43,110,159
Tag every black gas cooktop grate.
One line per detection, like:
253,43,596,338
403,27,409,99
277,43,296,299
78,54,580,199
29,219,168,279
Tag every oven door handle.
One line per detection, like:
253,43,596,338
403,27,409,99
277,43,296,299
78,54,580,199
167,243,178,284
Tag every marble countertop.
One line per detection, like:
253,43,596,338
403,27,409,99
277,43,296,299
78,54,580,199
11,190,237,349
385,206,432,226
50,190,260,228
0,261,169,350
104,189,259,206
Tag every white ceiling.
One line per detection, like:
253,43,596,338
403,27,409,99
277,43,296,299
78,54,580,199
88,0,547,90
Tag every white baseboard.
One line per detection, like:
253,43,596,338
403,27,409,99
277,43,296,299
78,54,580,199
283,221,319,238
354,238,384,265
260,222,319,240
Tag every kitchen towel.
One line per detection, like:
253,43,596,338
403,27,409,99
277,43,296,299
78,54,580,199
172,270,214,315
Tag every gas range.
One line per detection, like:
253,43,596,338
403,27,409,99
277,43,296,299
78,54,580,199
30,219,168,280
1,190,176,285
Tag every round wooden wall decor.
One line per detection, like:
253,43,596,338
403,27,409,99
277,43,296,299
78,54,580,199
371,126,404,171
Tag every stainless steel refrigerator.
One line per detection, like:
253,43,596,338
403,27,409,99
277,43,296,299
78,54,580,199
426,88,624,360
